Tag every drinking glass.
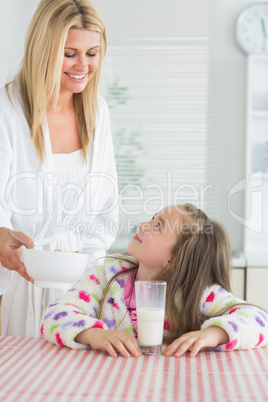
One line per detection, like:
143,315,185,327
135,280,166,355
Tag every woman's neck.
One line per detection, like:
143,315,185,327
46,91,81,154
48,91,74,113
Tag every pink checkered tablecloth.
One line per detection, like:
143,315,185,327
0,336,267,401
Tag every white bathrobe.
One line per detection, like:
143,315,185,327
0,83,118,336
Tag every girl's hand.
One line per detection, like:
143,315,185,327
162,327,229,358
0,228,34,283
75,328,142,358
75,328,142,357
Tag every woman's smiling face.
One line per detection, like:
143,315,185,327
61,28,100,95
127,206,182,278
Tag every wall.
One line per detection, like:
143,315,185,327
208,0,268,253
0,0,262,253
0,0,40,87
208,0,247,253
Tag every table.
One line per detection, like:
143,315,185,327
0,336,267,401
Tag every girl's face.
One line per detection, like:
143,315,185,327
127,206,182,279
61,29,101,96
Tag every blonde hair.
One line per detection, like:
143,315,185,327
6,0,107,162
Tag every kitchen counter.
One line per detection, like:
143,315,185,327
232,252,246,268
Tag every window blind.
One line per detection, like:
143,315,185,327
96,0,210,250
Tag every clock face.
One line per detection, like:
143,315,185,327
236,3,268,54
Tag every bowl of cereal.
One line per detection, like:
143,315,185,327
22,248,89,289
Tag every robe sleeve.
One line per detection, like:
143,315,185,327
40,263,109,349
0,114,13,229
0,109,14,294
200,284,268,350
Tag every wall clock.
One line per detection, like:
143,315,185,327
236,3,268,54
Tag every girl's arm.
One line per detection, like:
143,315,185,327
163,326,229,357
40,264,109,349
41,261,141,357
199,284,268,351
163,284,268,357
75,327,141,358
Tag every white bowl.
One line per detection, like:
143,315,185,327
22,248,89,289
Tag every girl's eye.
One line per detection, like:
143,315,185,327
64,53,75,58
154,222,161,231
87,53,96,57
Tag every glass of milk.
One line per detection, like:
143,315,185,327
135,281,166,355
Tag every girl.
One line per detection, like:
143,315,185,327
41,204,268,357
0,0,118,337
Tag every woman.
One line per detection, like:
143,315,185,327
0,0,118,336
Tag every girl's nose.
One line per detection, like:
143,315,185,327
139,222,145,231
139,221,150,233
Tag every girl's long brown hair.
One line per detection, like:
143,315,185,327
153,204,232,343
98,204,247,343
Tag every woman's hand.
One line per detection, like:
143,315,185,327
0,228,34,283
75,328,142,358
162,327,229,358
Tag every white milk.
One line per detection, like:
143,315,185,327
136,308,165,346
